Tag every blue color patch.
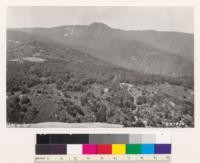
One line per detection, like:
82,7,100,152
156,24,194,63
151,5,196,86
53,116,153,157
141,144,155,154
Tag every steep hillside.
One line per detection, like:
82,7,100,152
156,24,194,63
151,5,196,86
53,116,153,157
13,22,194,77
7,30,194,127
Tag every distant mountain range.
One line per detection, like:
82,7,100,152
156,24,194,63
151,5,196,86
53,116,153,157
7,22,194,77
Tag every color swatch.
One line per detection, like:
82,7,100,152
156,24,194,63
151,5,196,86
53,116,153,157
126,144,141,154
36,134,171,155
83,144,97,154
36,144,66,155
141,144,155,154
97,144,112,154
67,144,82,155
112,144,126,154
155,144,171,154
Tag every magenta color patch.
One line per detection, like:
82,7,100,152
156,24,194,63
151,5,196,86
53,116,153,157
82,144,97,154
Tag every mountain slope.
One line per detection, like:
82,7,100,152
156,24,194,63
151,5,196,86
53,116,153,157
7,30,194,127
13,22,194,77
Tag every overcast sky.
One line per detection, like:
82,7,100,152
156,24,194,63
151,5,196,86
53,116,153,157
7,6,193,33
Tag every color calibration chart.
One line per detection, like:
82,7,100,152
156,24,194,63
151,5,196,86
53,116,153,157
35,133,171,163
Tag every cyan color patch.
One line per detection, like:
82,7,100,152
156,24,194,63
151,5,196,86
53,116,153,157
141,144,155,154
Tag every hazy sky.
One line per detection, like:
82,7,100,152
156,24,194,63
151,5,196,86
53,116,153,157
7,6,193,33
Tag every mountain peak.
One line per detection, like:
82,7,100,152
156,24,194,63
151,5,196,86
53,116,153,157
88,22,111,30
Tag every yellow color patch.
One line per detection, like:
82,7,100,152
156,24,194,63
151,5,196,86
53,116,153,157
112,144,126,154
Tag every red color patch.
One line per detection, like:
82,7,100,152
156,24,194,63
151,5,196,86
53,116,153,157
97,144,112,154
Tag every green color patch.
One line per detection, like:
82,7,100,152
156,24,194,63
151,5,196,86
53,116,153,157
126,144,141,154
